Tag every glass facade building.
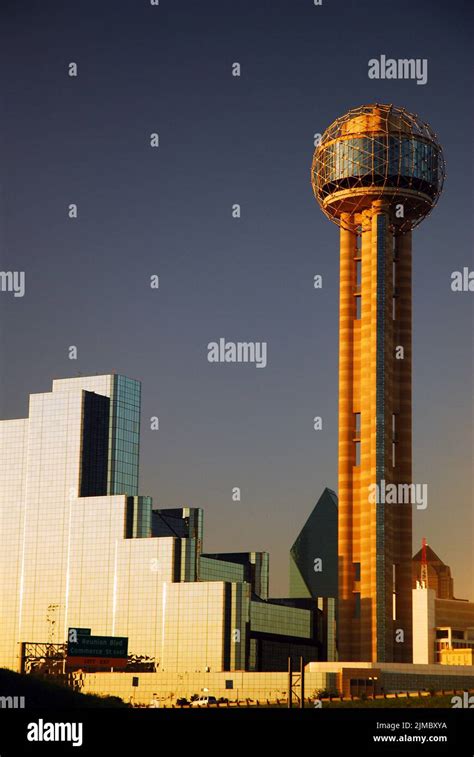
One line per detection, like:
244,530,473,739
107,375,141,496
0,375,325,674
289,488,338,662
318,136,441,196
289,487,338,599
200,552,269,600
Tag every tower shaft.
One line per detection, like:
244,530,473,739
338,203,413,662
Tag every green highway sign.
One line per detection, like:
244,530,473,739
67,630,128,659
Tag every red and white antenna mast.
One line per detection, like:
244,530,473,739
420,537,428,588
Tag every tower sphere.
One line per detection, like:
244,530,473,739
311,104,445,233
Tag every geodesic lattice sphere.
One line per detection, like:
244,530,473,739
311,104,445,232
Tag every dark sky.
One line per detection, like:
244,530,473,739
0,0,472,598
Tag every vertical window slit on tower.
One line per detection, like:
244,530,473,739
392,564,397,620
354,593,361,619
356,259,361,289
392,258,397,320
354,412,361,436
392,413,396,466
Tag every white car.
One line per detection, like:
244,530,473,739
191,696,217,707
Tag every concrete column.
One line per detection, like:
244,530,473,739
393,230,413,662
337,212,357,661
359,208,374,661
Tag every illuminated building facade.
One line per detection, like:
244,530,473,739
312,104,445,662
412,544,474,665
0,375,327,674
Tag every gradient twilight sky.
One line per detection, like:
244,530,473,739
0,0,472,599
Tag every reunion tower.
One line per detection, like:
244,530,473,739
311,104,445,662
